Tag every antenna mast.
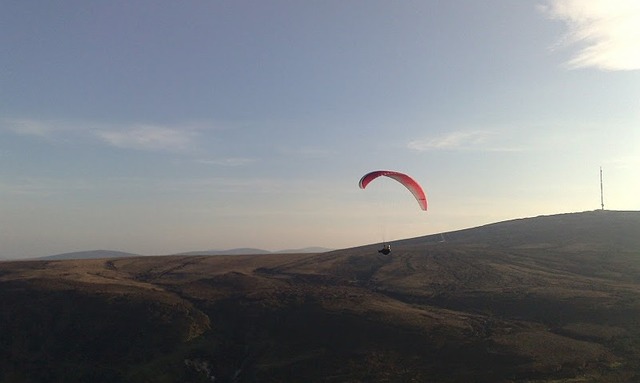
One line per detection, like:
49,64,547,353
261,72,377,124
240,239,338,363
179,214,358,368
600,167,604,210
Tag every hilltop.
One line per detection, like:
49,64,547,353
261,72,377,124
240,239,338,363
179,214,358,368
1,210,639,382
407,210,640,250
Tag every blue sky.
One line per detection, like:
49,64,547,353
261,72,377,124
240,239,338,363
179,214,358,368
1,0,639,258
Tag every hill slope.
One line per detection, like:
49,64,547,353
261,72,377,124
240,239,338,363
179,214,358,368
407,210,640,250
1,210,639,382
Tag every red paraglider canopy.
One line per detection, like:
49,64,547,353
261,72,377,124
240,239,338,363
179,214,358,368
359,170,428,211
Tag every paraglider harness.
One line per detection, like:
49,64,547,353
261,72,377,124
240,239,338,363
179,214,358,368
378,243,391,255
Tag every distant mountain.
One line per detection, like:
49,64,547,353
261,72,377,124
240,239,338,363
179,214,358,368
176,248,272,256
33,247,331,260
276,246,332,254
39,250,140,260
176,247,331,256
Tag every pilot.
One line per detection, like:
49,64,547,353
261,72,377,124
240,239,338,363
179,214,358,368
378,243,391,255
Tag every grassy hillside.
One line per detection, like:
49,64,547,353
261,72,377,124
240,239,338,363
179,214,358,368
1,210,639,382
407,210,640,250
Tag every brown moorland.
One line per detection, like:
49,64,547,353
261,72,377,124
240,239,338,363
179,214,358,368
1,210,639,382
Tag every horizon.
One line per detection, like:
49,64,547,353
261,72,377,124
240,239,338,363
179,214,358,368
2,1,639,259
3,209,636,260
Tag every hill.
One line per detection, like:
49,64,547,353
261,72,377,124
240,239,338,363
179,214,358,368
175,247,272,256
30,247,331,260
277,246,333,254
1,210,639,382
406,210,640,251
39,249,141,260
176,247,331,256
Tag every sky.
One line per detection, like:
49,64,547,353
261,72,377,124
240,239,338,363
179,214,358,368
1,0,639,259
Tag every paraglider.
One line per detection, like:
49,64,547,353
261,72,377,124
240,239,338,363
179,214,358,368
359,170,428,254
359,170,428,211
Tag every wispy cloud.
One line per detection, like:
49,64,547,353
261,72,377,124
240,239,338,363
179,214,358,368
96,125,197,152
277,145,333,159
0,176,95,196
540,0,640,71
1,118,66,138
408,131,490,150
408,130,521,152
2,119,201,153
196,157,256,166
604,155,640,169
